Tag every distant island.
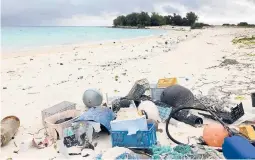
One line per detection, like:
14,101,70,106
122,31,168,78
113,12,255,29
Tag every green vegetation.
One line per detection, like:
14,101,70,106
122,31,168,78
232,36,255,46
237,22,255,27
113,11,200,28
222,23,236,26
222,22,255,27
237,22,249,26
191,23,210,29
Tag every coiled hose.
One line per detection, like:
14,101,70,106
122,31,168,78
165,106,234,145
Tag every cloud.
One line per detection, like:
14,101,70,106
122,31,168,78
1,0,255,26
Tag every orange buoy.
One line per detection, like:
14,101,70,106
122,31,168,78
203,123,229,147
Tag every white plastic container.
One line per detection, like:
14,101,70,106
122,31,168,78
41,101,76,126
44,110,81,140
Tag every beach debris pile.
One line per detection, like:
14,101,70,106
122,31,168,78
1,77,255,159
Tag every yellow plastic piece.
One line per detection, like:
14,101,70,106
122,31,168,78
239,125,255,140
157,78,178,88
234,96,245,100
138,110,143,116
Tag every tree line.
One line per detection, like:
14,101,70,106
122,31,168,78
113,12,199,28
223,22,255,27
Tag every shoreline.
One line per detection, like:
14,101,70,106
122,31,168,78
1,26,171,59
1,30,168,59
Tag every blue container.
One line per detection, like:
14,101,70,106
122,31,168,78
223,136,255,159
111,123,157,148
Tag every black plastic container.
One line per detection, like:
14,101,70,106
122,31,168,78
252,93,255,107
198,102,244,124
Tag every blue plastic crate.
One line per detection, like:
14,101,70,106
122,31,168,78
111,123,157,148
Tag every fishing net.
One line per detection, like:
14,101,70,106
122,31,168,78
152,145,224,159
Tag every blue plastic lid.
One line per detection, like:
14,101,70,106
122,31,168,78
75,106,116,132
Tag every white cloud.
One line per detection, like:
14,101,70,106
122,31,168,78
1,0,255,26
54,14,117,26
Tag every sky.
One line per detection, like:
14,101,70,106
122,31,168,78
1,0,255,26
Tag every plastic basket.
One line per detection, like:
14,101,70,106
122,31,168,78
44,110,81,140
41,101,76,126
150,84,166,101
198,102,245,124
111,123,157,149
127,79,150,100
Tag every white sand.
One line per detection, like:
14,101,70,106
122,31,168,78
1,27,255,159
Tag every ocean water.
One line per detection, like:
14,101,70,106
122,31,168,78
1,26,165,51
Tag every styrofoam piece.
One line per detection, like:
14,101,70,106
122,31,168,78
44,110,81,140
41,101,76,126
19,139,32,152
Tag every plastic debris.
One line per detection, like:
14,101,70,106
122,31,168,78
138,101,161,122
198,102,244,124
111,116,148,135
1,116,20,147
152,145,224,159
252,92,255,107
239,125,255,140
203,123,229,147
111,123,157,148
174,112,203,127
157,106,172,122
32,136,53,149
75,107,115,133
111,97,135,112
98,147,139,160
126,79,150,101
41,101,76,126
44,109,81,140
82,89,103,108
235,96,245,101
19,140,32,152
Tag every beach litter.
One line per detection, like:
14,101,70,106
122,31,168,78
220,59,239,66
138,101,161,122
126,78,150,101
32,136,53,149
97,147,140,160
203,123,229,147
252,92,255,107
44,109,82,140
75,106,115,133
41,101,76,126
4,76,254,159
1,116,20,147
198,102,244,124
82,89,103,108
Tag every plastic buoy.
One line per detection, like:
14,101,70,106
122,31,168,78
203,123,229,147
82,89,103,108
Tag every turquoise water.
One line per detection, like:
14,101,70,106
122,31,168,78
1,26,165,51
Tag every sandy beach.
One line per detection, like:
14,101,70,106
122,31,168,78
1,27,255,159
